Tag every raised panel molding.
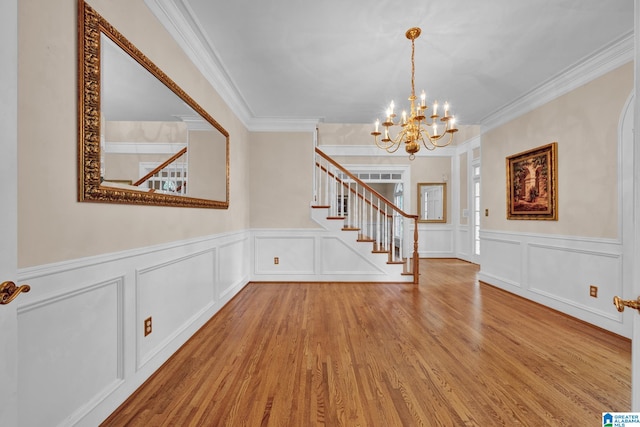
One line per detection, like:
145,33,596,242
252,227,410,282
320,236,386,275
480,235,523,289
254,235,316,275
415,224,455,258
478,230,628,337
17,278,125,427
219,238,248,298
15,231,250,426
456,226,471,261
136,249,217,369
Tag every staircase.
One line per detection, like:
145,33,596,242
313,148,419,283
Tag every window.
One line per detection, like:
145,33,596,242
473,164,480,256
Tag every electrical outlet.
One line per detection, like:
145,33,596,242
589,285,598,298
144,317,152,336
485,209,489,216
274,257,279,265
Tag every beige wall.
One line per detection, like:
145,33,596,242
318,123,371,145
18,0,630,267
18,0,250,267
481,62,633,238
248,132,318,229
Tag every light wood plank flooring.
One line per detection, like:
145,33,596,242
102,259,630,426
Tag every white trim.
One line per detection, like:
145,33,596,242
455,135,481,155
480,228,621,247
148,0,632,134
144,0,322,132
481,32,633,131
17,230,248,281
144,0,252,127
470,156,481,264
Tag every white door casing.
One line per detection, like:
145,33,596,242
0,0,20,425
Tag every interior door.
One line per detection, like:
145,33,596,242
0,0,19,425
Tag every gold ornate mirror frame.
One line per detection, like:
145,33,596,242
78,0,229,208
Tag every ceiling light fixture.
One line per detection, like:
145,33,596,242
371,27,458,160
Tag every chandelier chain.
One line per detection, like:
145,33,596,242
410,37,416,99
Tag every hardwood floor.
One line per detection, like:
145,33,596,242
102,259,631,426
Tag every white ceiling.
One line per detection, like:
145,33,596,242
145,0,634,128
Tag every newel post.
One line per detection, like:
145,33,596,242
413,217,419,284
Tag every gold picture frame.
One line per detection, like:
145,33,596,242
506,142,557,220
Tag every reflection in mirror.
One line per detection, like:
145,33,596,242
417,182,446,223
79,1,229,208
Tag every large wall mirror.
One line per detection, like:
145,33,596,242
78,1,229,208
417,182,446,223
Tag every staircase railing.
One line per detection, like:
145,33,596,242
314,147,419,283
133,147,188,194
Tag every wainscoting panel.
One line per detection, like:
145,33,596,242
218,238,249,299
252,228,410,282
15,231,250,427
478,230,628,337
479,234,523,289
17,278,124,427
456,226,471,262
254,235,316,275
320,236,385,275
415,224,455,258
527,243,622,321
136,249,216,369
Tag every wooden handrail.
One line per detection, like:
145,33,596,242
133,147,188,187
315,148,417,221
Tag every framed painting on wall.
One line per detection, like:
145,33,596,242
506,142,558,220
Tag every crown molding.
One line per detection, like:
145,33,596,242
145,0,322,132
480,31,634,132
146,1,632,134
144,0,254,126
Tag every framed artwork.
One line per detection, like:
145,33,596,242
506,142,557,220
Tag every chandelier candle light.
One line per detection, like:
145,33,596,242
371,27,458,160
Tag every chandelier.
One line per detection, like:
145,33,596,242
371,27,458,160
